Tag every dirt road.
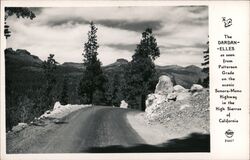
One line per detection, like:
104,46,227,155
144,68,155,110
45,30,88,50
7,106,210,153
30,106,144,153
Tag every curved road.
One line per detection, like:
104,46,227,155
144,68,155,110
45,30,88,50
38,106,145,153
8,106,210,153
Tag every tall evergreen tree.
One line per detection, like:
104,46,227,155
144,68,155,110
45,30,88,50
127,28,160,111
60,77,69,105
42,54,58,109
78,21,105,104
201,40,209,88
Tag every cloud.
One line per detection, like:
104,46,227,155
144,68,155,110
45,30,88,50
98,46,132,65
6,6,208,67
97,24,141,46
96,20,163,32
159,43,207,50
45,17,89,27
105,44,136,52
29,7,43,15
185,6,208,14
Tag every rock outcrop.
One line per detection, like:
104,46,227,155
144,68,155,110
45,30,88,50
145,75,209,135
146,76,192,119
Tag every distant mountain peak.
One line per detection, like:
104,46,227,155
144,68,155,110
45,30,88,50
183,65,203,74
116,58,128,64
155,64,183,70
5,48,15,53
62,62,84,70
16,49,31,56
186,64,197,67
185,65,201,69
104,58,129,69
5,48,42,64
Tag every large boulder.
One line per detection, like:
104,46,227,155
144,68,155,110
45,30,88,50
146,75,174,121
120,100,128,109
190,84,203,92
155,75,173,95
173,85,191,101
176,92,191,101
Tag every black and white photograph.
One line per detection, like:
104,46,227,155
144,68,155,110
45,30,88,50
4,6,210,153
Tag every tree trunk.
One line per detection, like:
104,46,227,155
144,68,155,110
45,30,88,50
89,92,93,104
141,94,146,111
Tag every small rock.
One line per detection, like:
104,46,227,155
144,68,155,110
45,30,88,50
120,100,128,109
12,123,28,132
167,93,177,101
190,84,203,92
45,110,51,114
31,119,47,126
53,101,62,110
53,119,67,124
192,92,199,97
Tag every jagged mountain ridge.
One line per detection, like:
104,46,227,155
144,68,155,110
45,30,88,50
5,48,207,88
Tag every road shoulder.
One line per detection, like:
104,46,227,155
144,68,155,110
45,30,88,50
126,112,185,145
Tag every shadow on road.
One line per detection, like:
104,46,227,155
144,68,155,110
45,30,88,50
84,133,210,153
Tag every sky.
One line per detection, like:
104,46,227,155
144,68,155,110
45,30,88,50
6,6,208,67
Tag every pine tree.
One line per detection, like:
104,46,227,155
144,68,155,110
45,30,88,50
127,28,160,111
42,54,58,109
78,22,105,104
202,40,209,73
60,77,69,105
202,40,209,88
